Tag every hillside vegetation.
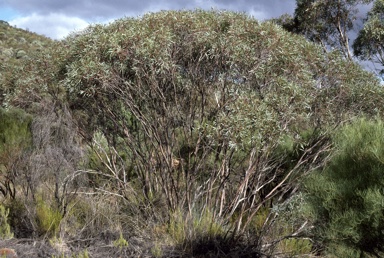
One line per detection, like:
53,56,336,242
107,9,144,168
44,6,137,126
0,20,54,105
0,20,53,60
0,10,384,257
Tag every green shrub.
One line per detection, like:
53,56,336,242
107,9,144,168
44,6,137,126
64,194,125,239
56,10,384,255
249,207,270,232
0,32,6,40
277,238,312,255
168,208,224,244
113,232,129,249
36,199,62,237
167,208,227,255
0,108,32,198
150,243,163,258
0,204,13,239
251,192,315,256
1,9,383,257
4,198,32,238
305,118,384,257
0,108,32,150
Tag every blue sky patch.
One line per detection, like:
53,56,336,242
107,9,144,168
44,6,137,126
0,7,20,22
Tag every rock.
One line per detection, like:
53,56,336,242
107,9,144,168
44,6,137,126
0,248,17,258
17,37,26,44
15,50,27,59
2,48,13,58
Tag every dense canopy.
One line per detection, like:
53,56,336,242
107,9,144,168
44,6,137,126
0,10,384,257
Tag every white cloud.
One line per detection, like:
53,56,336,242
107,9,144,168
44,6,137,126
249,9,269,21
9,13,89,39
2,0,298,39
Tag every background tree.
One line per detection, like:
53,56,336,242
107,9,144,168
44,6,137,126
353,0,384,77
288,0,373,60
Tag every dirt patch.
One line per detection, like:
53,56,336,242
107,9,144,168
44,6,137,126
0,236,157,258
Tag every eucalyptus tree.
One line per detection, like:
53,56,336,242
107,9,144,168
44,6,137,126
353,0,384,76
292,0,373,60
56,10,384,252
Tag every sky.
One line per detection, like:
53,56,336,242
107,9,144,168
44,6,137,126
0,0,296,39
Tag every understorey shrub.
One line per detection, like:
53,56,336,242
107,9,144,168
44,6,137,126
305,118,384,257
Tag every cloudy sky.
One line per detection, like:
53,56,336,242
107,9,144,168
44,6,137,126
0,0,296,39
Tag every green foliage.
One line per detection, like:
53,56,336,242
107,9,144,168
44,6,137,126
113,232,129,248
0,9,384,257
291,0,373,59
0,23,54,106
353,0,384,76
0,21,9,27
0,108,32,198
305,118,384,257
150,243,163,258
245,192,315,256
0,204,13,239
49,10,384,254
76,250,89,258
274,128,324,170
3,198,30,238
0,22,52,62
278,238,312,256
36,199,62,237
64,194,126,240
168,210,191,244
270,13,297,32
0,107,32,149
167,208,227,255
